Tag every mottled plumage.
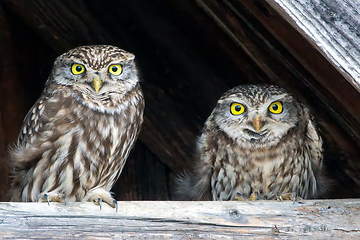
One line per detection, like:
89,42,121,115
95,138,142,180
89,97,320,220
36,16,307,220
9,45,144,207
179,84,324,201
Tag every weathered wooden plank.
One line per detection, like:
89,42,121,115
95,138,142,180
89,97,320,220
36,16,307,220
273,0,360,86
0,200,359,239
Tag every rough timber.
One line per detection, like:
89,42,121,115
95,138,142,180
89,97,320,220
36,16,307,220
274,0,360,86
0,200,359,239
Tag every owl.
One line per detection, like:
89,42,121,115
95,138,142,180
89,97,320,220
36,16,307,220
8,45,144,209
178,84,324,201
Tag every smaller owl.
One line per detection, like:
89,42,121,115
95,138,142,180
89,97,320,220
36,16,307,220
178,84,324,201
8,45,144,209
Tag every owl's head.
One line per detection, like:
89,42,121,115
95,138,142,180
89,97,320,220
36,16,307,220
209,84,308,149
46,45,139,111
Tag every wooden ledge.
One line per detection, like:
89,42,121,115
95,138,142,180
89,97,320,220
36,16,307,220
1,199,359,238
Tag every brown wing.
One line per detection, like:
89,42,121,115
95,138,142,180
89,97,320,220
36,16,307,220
17,96,49,146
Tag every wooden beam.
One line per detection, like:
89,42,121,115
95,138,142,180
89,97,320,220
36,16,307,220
1,200,359,238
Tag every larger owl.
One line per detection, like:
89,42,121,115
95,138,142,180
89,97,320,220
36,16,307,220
9,45,144,208
179,84,324,201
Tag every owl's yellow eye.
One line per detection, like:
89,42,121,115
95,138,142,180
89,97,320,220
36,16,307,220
109,64,122,75
71,64,85,75
268,101,283,114
230,103,245,115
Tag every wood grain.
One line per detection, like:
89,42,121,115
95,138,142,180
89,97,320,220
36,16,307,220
0,200,359,239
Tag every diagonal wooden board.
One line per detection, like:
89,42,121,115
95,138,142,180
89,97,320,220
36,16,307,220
0,199,359,239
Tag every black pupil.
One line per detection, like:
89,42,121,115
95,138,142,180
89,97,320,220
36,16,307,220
112,66,118,72
235,105,241,112
272,104,278,111
76,66,82,72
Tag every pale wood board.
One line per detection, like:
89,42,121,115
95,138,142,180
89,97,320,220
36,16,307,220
272,0,360,86
0,199,359,239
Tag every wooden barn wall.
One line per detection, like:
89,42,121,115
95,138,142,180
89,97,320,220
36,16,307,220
0,0,360,201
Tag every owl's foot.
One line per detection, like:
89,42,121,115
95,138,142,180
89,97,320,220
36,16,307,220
38,192,66,205
276,192,301,203
92,198,118,212
235,193,245,201
83,188,118,211
248,192,259,201
235,192,258,201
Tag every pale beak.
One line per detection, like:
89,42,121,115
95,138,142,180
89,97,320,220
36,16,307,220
93,76,102,93
253,113,261,133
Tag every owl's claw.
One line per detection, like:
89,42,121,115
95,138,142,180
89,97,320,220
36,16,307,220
276,192,302,203
39,192,66,204
64,194,67,206
235,192,245,201
113,199,118,212
93,198,117,212
249,192,258,201
84,188,117,209
98,197,102,210
235,192,259,201
293,193,297,204
44,193,50,206
91,197,103,210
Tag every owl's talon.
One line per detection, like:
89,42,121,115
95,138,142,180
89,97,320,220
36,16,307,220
235,192,245,201
40,192,66,204
64,194,67,206
85,188,117,209
249,192,258,201
44,193,50,206
113,199,118,212
276,192,301,202
98,197,102,210
293,193,297,204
